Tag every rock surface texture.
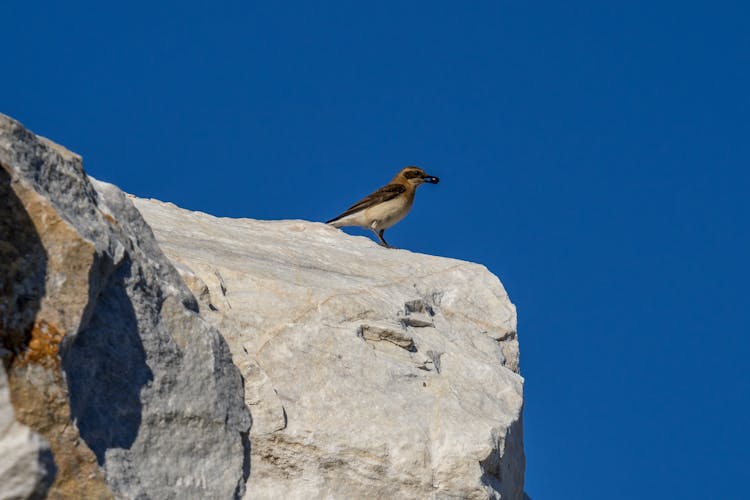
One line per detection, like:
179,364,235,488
0,367,55,500
133,197,526,499
0,112,524,499
0,114,250,499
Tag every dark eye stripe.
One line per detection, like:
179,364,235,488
404,170,422,179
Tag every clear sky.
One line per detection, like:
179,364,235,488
4,2,749,498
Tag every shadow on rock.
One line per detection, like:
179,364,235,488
479,415,526,499
0,166,47,363
61,256,153,465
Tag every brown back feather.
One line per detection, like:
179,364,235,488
326,183,406,224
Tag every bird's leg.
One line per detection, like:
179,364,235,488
376,229,393,248
371,228,386,246
378,229,390,248
369,223,391,248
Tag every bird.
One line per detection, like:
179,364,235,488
326,166,439,248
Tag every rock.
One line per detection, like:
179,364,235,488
0,367,55,500
133,198,526,499
1,110,526,499
0,114,250,499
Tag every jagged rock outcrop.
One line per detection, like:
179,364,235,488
1,112,525,499
133,198,526,499
0,114,250,499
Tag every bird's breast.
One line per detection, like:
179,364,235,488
365,192,414,229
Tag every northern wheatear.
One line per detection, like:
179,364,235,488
326,166,439,248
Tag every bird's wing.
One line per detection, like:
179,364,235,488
326,183,406,224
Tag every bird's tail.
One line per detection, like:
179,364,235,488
325,217,344,227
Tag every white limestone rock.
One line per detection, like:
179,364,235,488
133,198,526,499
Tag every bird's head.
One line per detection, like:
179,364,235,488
396,166,440,186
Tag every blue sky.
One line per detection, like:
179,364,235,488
4,2,749,498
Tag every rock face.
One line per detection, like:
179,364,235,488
0,367,55,500
0,114,250,499
1,112,525,499
133,198,526,499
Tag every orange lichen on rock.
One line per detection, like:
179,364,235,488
16,320,65,369
102,212,118,226
8,319,114,498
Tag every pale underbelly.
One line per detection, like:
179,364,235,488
365,197,413,230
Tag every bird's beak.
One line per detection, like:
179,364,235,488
422,175,439,184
